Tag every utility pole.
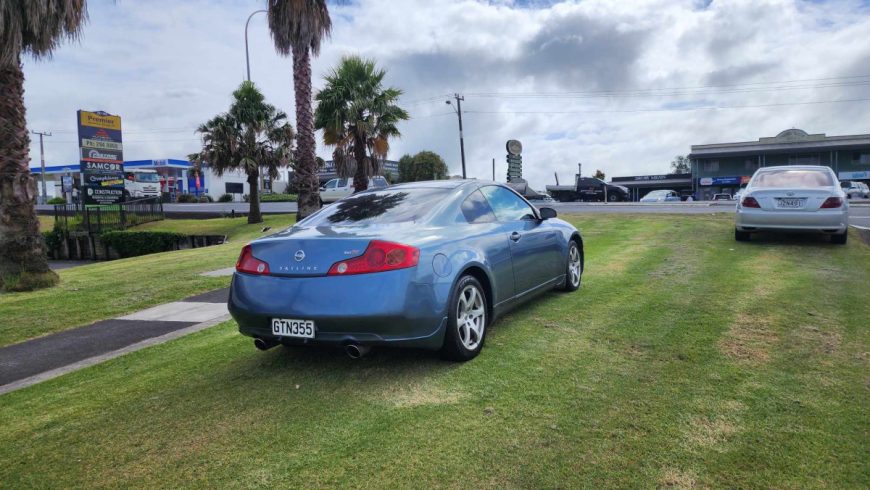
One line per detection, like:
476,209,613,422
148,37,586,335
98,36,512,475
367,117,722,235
244,10,267,82
492,158,495,181
32,130,51,204
445,94,467,179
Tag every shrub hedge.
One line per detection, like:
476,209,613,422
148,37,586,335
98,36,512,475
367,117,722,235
261,193,298,202
218,193,234,202
100,231,187,258
47,197,67,205
177,194,197,203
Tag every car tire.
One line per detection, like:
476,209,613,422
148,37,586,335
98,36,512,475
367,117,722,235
608,193,618,202
559,240,583,292
441,275,488,362
735,229,751,242
831,231,847,245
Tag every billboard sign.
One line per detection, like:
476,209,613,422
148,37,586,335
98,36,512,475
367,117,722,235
78,110,124,205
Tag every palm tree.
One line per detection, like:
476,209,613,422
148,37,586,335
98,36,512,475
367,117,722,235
267,0,331,219
192,81,294,224
314,56,409,192
0,2,88,291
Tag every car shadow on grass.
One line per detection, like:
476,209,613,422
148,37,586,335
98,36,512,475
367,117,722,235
742,231,845,246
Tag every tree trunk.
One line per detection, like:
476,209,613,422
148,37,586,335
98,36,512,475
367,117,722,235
247,169,262,224
291,46,320,219
0,57,58,291
352,132,368,193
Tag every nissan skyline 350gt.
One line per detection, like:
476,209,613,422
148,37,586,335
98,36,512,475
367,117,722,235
228,180,584,361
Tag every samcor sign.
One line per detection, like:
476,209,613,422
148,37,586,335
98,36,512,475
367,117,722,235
78,110,125,205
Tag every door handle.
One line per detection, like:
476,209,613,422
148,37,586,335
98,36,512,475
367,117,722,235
510,231,521,242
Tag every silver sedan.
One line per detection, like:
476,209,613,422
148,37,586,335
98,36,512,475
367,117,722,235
735,165,849,244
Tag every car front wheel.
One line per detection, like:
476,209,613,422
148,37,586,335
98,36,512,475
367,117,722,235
441,275,488,362
735,229,751,242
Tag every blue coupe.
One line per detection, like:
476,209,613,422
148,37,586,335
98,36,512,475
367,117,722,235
228,180,584,361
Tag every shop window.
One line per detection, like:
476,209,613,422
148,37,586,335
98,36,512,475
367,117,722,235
703,161,719,172
788,154,819,165
745,159,759,171
854,152,870,165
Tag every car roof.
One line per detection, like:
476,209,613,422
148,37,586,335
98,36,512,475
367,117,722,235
755,165,833,172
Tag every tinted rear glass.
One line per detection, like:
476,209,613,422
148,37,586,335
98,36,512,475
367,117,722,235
752,170,834,188
304,188,449,226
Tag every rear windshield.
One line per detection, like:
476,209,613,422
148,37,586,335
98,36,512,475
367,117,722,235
752,170,834,188
303,188,449,226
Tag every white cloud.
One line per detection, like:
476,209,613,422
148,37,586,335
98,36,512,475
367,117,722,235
23,0,870,189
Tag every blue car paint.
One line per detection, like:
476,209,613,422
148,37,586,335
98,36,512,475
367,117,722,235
228,180,582,350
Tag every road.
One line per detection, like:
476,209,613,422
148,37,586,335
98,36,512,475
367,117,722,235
36,201,870,224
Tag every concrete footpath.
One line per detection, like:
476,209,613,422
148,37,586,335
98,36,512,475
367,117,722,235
0,288,231,395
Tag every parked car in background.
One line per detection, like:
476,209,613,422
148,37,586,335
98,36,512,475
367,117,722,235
546,177,630,202
712,193,733,201
640,190,681,203
841,180,870,199
733,184,748,202
230,180,584,361
735,166,848,244
320,176,389,204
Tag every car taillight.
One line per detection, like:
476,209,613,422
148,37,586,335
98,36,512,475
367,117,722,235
741,197,761,208
236,244,270,275
820,197,843,209
328,240,420,275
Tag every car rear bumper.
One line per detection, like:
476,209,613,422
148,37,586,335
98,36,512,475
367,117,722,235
228,270,449,350
735,208,848,233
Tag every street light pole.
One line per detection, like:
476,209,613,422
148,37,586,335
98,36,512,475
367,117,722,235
245,9,267,82
32,130,51,203
446,94,467,179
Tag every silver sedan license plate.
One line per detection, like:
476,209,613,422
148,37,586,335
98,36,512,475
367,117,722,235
776,198,804,208
271,318,315,338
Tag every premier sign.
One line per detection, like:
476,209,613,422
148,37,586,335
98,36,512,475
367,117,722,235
78,110,125,205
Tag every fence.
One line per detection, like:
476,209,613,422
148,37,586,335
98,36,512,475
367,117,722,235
53,197,164,235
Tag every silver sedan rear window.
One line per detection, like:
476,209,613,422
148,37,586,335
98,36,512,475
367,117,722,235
752,170,834,188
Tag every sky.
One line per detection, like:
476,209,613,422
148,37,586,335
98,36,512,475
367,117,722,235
22,0,870,190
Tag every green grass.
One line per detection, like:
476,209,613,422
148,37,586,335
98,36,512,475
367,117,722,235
1,214,868,488
0,214,296,347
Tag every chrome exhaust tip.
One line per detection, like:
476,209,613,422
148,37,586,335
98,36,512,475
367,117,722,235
345,344,371,359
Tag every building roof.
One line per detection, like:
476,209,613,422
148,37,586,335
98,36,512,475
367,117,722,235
30,158,191,174
689,129,870,158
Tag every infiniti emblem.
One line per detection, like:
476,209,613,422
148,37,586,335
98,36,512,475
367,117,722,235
294,250,305,262
786,192,795,197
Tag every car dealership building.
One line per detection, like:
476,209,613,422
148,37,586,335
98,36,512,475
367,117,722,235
688,128,870,200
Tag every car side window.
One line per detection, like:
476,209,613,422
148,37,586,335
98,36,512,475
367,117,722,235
337,179,348,187
325,179,337,189
480,186,537,221
460,190,497,224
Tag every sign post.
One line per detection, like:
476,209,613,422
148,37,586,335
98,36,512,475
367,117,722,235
506,139,523,182
77,110,124,206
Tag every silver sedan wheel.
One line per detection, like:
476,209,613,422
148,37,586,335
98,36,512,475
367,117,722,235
457,284,485,350
569,244,582,288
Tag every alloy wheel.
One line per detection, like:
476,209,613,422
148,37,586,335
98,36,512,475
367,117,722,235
456,284,485,350
569,244,582,287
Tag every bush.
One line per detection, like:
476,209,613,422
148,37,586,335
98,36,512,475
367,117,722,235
42,225,63,257
260,193,298,202
47,197,67,205
100,231,187,258
243,194,250,203
177,194,197,203
198,195,214,203
218,193,234,202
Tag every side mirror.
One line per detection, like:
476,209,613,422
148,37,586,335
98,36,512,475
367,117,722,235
539,207,557,220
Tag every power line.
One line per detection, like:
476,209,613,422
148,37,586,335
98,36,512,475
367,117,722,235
462,97,870,115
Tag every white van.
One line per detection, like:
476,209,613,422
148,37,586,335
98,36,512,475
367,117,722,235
320,176,389,203
124,169,161,199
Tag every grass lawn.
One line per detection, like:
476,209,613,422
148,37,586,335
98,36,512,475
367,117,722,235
0,215,296,347
1,214,868,487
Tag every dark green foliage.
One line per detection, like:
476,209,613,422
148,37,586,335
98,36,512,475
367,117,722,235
47,197,67,204
100,231,186,258
177,194,197,203
398,151,449,182
218,193,233,203
260,193,298,202
42,225,63,256
198,195,213,203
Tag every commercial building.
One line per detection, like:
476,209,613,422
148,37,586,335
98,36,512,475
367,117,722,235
689,128,870,200
609,173,693,201
32,157,402,202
